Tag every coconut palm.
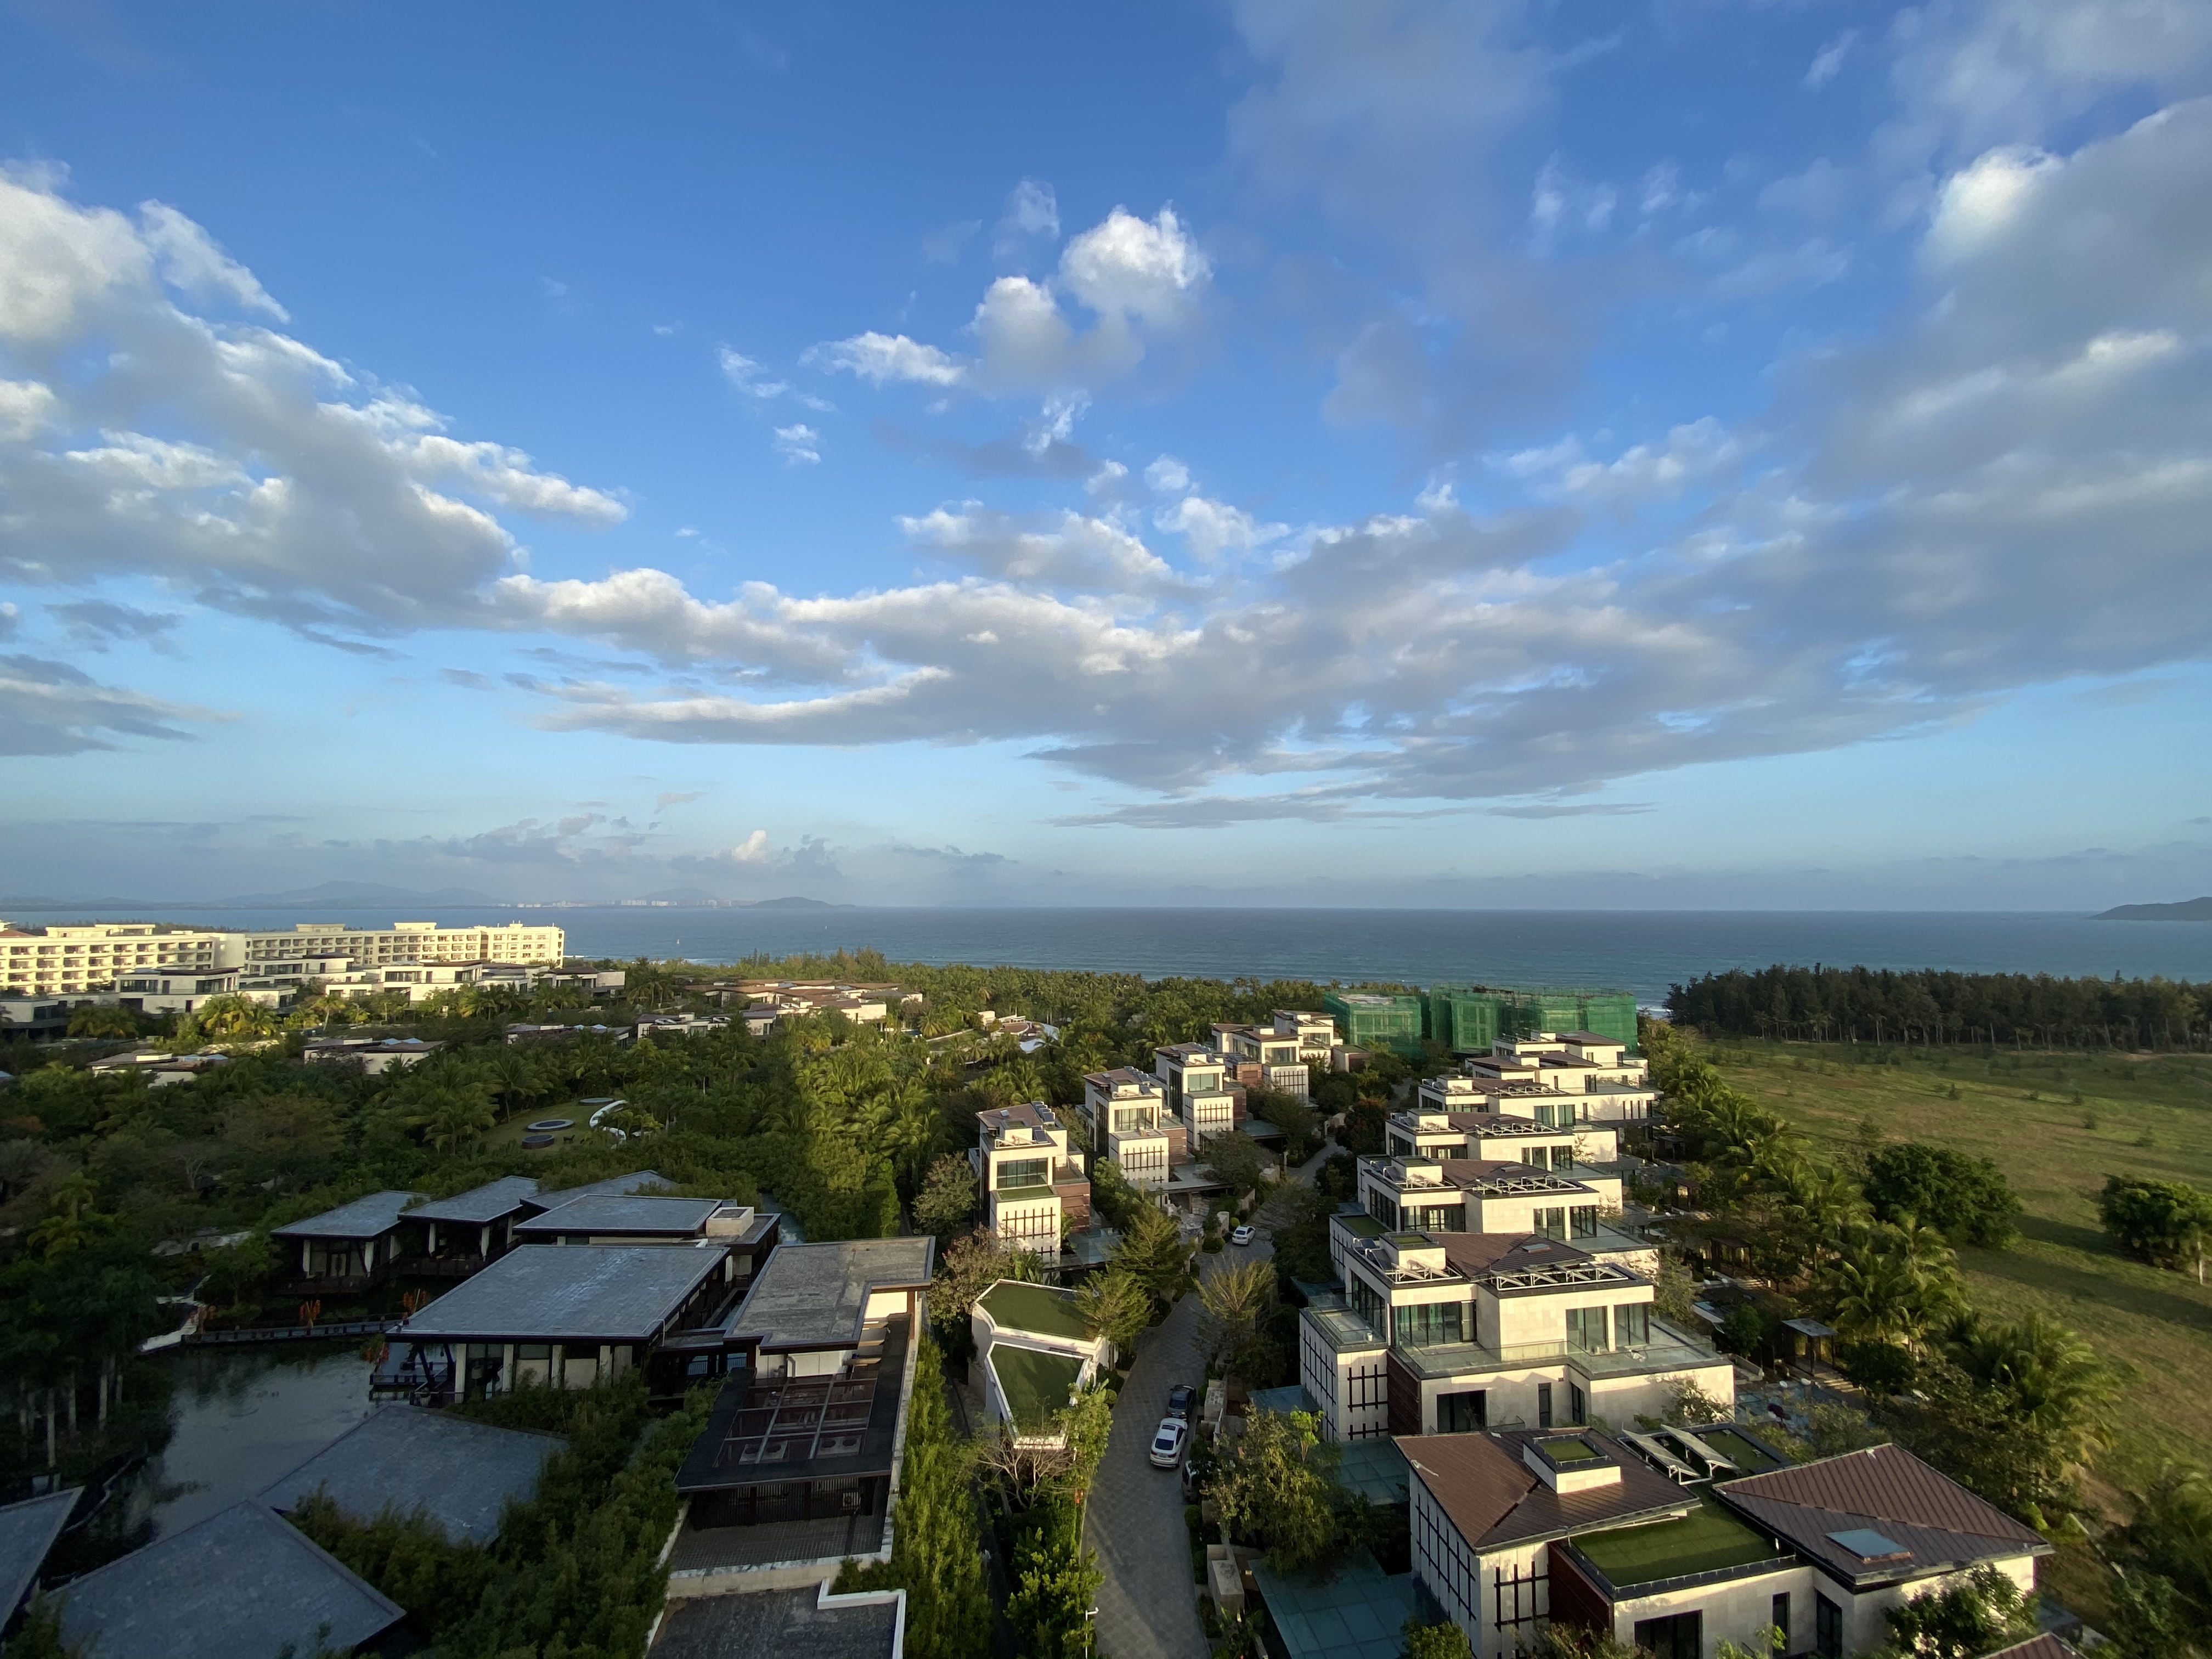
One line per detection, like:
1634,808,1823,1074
1945,1312,2112,1467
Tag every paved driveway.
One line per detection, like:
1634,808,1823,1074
1088,1230,1287,1659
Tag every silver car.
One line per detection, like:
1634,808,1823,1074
1149,1418,1188,1469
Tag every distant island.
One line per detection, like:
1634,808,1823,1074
2095,896,2212,921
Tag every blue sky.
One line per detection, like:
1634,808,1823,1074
2,0,2208,907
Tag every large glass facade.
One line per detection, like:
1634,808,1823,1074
997,1157,1048,1189
1570,1205,1600,1239
1393,1301,1465,1348
1565,1306,1610,1352
1366,1191,1401,1230
1615,1304,1651,1347
1348,1273,1387,1338
1437,1390,1486,1432
1535,1206,1567,1241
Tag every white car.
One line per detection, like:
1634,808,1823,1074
1149,1418,1188,1469
1230,1224,1256,1246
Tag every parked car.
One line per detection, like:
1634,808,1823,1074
1149,1419,1189,1469
1231,1224,1256,1246
1166,1382,1197,1421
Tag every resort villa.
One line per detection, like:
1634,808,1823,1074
1403,1431,2049,1659
1154,1042,1238,1148
1079,1068,1178,1186
970,1279,1113,1446
973,1102,1092,1254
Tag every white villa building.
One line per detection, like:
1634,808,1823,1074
970,1279,1111,1447
243,921,566,968
1079,1068,1176,1186
1463,1032,1659,1124
1154,1042,1237,1148
973,1102,1092,1252
1,922,245,998
1300,1223,1730,1444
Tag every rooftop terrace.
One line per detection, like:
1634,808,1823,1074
1566,1493,1785,1591
978,1279,1091,1342
992,1344,1088,1431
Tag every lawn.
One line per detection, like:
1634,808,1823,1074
1698,1038,2212,1488
1569,1494,1780,1587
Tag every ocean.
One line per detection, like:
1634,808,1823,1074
48,907,2212,1004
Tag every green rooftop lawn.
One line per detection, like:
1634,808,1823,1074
1335,1212,1386,1239
990,1342,1087,1431
1570,1496,1778,1588
979,1278,1091,1341
991,1183,1056,1203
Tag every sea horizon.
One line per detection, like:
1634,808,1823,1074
16,905,2207,1005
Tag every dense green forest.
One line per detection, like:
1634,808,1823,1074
1667,964,2210,1049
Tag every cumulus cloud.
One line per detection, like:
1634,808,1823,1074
0,172,625,648
899,503,1180,592
994,177,1060,259
810,204,1211,399
727,828,771,862
50,598,180,647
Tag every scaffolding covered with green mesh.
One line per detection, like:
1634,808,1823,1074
1322,990,1425,1058
1423,985,1639,1055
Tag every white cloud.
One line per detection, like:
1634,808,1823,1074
994,178,1060,259
1923,144,2060,266
728,828,771,862
812,205,1211,399
805,330,968,387
1144,454,1192,493
1154,494,1289,563
0,172,624,645
1805,30,1856,89
718,347,789,399
772,424,821,465
899,503,1178,592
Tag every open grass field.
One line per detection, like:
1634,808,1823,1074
1698,1037,2212,1492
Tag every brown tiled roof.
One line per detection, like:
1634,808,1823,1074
1438,1233,1590,1277
1398,1431,1690,1553
1714,1444,2049,1588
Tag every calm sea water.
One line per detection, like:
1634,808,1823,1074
82,907,2212,1003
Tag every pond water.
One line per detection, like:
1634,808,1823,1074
139,1343,375,1538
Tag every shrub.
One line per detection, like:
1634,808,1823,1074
1862,1143,2022,1246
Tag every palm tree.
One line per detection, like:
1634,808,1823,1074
1945,1313,2112,1468
1197,1257,1277,1371
406,1086,497,1154
1824,1242,1937,1347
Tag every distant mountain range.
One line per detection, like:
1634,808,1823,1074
2095,896,2212,921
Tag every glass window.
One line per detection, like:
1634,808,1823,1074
1367,1192,1401,1230
997,1157,1048,1190
1535,1206,1567,1241
1437,1390,1486,1433
1393,1301,1465,1349
1570,1205,1600,1239
1632,1613,1702,1659
1413,1204,1466,1233
1536,1383,1553,1428
1348,1274,1387,1338
1771,1594,1791,1654
1816,1594,1843,1658
1615,1304,1651,1348
1565,1307,1610,1353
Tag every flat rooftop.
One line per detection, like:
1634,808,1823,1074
527,1169,673,1207
261,1406,564,1544
270,1188,421,1240
516,1194,726,1235
726,1238,935,1350
978,1279,1091,1342
398,1243,731,1342
56,1500,403,1659
408,1175,543,1226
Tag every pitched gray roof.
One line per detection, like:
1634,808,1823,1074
269,1189,422,1239
398,1243,730,1342
515,1194,721,1236
0,1488,77,1618
725,1238,936,1349
56,1500,403,1659
261,1406,564,1544
408,1175,543,1226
